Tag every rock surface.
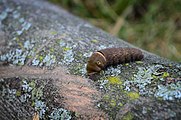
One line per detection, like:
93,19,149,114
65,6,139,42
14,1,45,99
0,0,180,119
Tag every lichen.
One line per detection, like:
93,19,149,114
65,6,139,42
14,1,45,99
70,63,87,76
122,112,134,120
110,99,117,107
162,72,170,78
1,87,17,101
104,66,122,76
24,40,34,50
0,49,28,65
50,31,58,35
96,63,180,119
0,39,36,66
123,64,181,100
62,49,74,65
58,40,77,66
154,82,181,100
126,92,140,100
49,108,72,120
123,65,163,94
0,78,49,119
32,58,40,66
34,100,47,119
107,76,122,85
90,39,98,43
103,94,110,101
16,21,31,35
43,54,56,66
32,53,56,67
0,8,9,22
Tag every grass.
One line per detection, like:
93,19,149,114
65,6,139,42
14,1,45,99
49,0,181,62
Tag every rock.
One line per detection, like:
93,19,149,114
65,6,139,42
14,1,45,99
0,0,180,119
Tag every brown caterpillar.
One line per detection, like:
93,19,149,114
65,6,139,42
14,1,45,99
86,48,144,75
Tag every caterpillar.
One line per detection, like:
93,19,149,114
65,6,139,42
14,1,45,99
86,48,144,75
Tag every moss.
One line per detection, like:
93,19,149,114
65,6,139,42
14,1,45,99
126,92,140,100
107,76,122,85
122,112,134,120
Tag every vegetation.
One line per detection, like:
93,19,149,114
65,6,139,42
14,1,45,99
50,0,181,62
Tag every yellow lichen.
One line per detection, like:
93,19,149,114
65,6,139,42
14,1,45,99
50,48,54,52
39,56,44,62
162,72,169,78
63,47,71,51
107,76,122,85
122,112,134,120
136,61,143,64
118,102,123,107
16,91,21,97
125,63,129,66
91,39,98,43
50,31,58,35
127,92,140,100
110,99,116,107
103,95,110,101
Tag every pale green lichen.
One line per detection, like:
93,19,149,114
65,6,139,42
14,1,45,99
43,54,56,66
123,64,181,100
0,49,26,65
62,49,74,65
104,66,122,76
71,63,87,76
24,40,34,50
16,21,31,35
0,39,36,66
123,65,164,94
154,82,181,100
14,79,46,118
32,53,56,67
97,63,180,119
34,100,47,119
49,108,72,120
0,7,10,22
20,80,45,107
1,87,17,101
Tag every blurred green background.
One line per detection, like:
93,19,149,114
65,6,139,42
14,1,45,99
49,0,181,62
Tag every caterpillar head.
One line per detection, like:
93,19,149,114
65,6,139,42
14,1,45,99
86,52,107,75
